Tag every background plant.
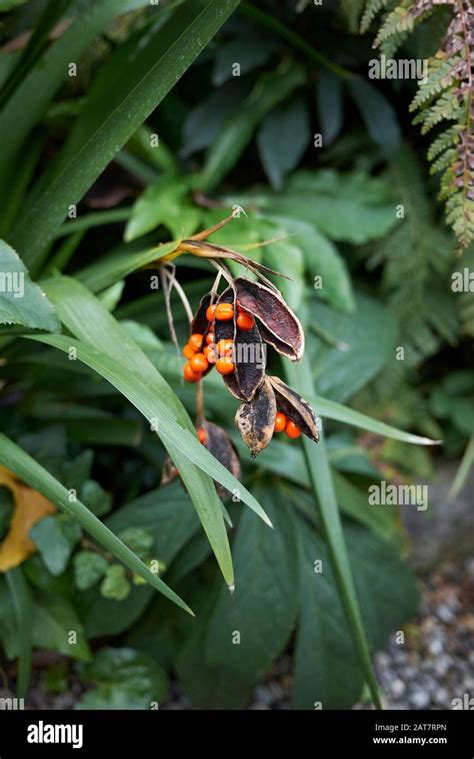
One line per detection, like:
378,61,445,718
0,0,471,710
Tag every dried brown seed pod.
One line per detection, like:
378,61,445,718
268,376,319,443
234,319,266,401
234,278,304,361
191,291,216,337
161,422,241,500
200,421,241,499
235,377,277,458
214,285,266,401
214,286,246,401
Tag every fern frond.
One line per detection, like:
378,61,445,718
363,0,474,252
413,90,464,132
364,145,458,368
427,124,461,160
410,54,464,109
375,5,418,46
340,0,368,32
361,0,396,32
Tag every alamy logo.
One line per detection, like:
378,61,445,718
27,721,83,750
368,481,428,511
0,271,24,298
452,694,474,710
369,54,428,83
0,697,25,710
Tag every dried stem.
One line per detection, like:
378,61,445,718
160,267,181,365
164,264,193,324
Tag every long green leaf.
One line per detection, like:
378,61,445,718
0,0,151,174
313,394,441,446
5,567,32,698
75,240,177,294
0,434,193,615
286,357,383,710
10,0,241,273
33,277,272,582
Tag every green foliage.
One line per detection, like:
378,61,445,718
73,551,109,591
0,240,59,333
0,0,470,712
76,648,167,709
363,0,474,251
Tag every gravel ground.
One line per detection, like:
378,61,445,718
9,556,474,710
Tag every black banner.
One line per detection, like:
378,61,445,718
0,709,472,757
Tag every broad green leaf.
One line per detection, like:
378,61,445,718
309,292,398,402
31,591,91,661
248,438,400,547
200,62,305,191
10,0,241,272
0,240,60,333
264,215,355,311
212,34,275,85
125,177,200,242
286,357,383,709
178,487,298,708
0,434,193,615
293,512,418,708
257,96,310,189
347,78,401,158
79,482,199,639
259,220,305,310
76,648,167,710
73,550,108,591
181,78,253,157
245,169,397,244
29,515,81,576
106,482,200,567
315,71,344,145
101,564,131,601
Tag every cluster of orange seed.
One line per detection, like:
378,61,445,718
182,302,255,382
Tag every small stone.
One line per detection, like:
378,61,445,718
409,688,431,709
437,604,455,623
391,679,406,698
428,638,444,656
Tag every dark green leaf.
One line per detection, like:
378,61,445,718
0,240,60,332
315,71,344,144
101,564,131,602
257,96,310,189
76,647,167,709
73,550,109,591
347,78,401,158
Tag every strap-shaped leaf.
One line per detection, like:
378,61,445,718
10,0,241,273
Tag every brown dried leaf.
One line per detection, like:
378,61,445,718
235,377,277,457
201,421,241,499
268,376,319,443
0,466,56,572
235,278,304,361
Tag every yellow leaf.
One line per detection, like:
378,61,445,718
0,465,56,572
